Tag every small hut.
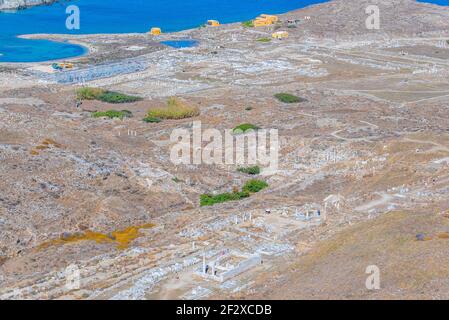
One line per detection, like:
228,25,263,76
207,20,220,27
149,27,162,35
272,31,289,39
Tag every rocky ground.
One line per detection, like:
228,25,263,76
0,0,56,10
0,0,448,300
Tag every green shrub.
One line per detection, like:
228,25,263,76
119,110,133,117
91,110,133,119
76,87,142,104
242,179,268,193
274,93,306,104
200,179,268,206
97,91,142,104
242,20,254,28
143,116,162,123
200,191,250,207
257,37,272,42
147,97,200,120
232,123,260,134
287,25,297,28
245,106,253,111
238,166,261,175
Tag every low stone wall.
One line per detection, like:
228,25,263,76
221,254,262,282
31,58,149,84
197,252,262,283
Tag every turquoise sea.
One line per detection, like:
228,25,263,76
0,0,328,62
0,0,446,62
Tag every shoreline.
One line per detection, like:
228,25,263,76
5,0,449,67
0,42,89,65
0,0,57,11
18,34,94,61
0,34,90,64
1,0,327,63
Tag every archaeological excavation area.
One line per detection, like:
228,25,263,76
0,0,448,300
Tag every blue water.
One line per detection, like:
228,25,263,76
0,0,327,63
0,0,447,62
161,40,199,48
421,0,449,4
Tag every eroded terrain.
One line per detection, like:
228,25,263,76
0,0,448,299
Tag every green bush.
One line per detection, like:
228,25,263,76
91,110,133,119
232,123,260,134
274,93,306,104
97,91,142,104
200,179,268,206
76,87,142,104
257,37,272,42
119,110,133,117
242,179,268,193
242,20,254,28
200,191,250,207
238,166,261,175
143,116,162,123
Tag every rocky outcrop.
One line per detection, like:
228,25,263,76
0,0,57,10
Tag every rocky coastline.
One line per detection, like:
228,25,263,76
0,0,58,10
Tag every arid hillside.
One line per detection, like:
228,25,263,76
0,0,448,299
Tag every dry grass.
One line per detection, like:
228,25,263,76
76,87,104,100
30,138,62,155
258,209,449,299
146,97,200,120
38,223,155,250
